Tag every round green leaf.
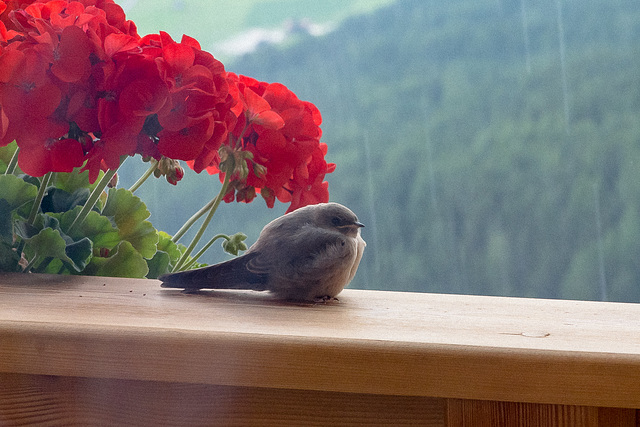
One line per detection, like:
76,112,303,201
52,206,121,250
0,175,37,211
23,227,90,272
89,241,149,278
102,188,158,259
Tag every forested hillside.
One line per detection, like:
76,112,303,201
224,0,640,301
125,0,640,301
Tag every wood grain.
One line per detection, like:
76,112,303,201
1,273,640,411
446,399,638,427
0,373,445,426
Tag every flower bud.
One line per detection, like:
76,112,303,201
155,157,184,185
236,185,256,203
166,163,184,185
218,146,235,174
108,173,119,188
253,162,267,178
238,159,249,180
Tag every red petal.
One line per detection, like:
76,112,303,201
157,117,213,160
51,25,91,83
180,34,201,50
0,48,23,83
104,33,139,57
253,110,284,130
17,138,84,176
0,106,8,143
119,78,168,116
162,40,195,74
49,138,86,172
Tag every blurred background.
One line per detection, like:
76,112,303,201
118,0,640,302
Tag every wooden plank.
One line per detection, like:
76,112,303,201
446,399,638,427
0,373,445,426
597,407,639,426
0,273,639,409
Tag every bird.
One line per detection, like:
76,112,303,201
159,202,366,302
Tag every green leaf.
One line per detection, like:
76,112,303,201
85,240,149,278
0,175,37,211
23,227,91,272
53,168,103,193
42,214,63,235
0,199,13,243
0,141,18,173
146,250,171,279
155,231,208,272
41,257,64,274
64,237,93,271
102,188,158,259
41,187,90,214
157,231,182,263
14,219,41,241
0,242,20,272
19,174,40,188
51,206,120,250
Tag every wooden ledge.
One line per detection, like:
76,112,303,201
1,273,639,424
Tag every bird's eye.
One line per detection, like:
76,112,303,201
331,217,342,226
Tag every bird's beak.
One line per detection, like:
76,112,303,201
354,221,365,228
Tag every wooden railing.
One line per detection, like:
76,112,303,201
0,272,638,426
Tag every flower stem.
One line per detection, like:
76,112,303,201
15,172,52,271
172,171,231,272
171,198,215,243
23,253,40,273
129,159,158,193
182,234,229,271
27,172,53,225
171,134,245,244
4,145,19,175
67,159,125,234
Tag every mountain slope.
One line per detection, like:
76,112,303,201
227,0,640,301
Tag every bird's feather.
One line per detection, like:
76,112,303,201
159,252,268,290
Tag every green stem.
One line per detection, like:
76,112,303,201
67,159,125,234
23,254,40,273
171,198,215,243
129,159,158,193
181,234,229,271
172,172,231,272
14,166,46,268
171,132,248,244
27,172,53,225
4,145,19,175
34,256,54,274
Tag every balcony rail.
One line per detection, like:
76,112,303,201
1,272,639,425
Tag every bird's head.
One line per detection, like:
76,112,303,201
312,203,364,238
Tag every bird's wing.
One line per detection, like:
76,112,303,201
159,252,268,290
247,225,351,283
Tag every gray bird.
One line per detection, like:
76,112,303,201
159,202,366,302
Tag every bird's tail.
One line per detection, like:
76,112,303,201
159,254,267,291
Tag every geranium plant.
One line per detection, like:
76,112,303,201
0,0,335,278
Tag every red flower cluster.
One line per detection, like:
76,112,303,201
0,0,142,178
193,73,335,213
0,0,334,212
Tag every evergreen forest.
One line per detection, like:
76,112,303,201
125,0,640,302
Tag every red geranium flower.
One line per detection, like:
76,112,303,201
50,24,92,83
0,0,332,212
192,73,333,212
157,115,213,160
18,137,85,176
0,48,64,149
149,32,235,163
